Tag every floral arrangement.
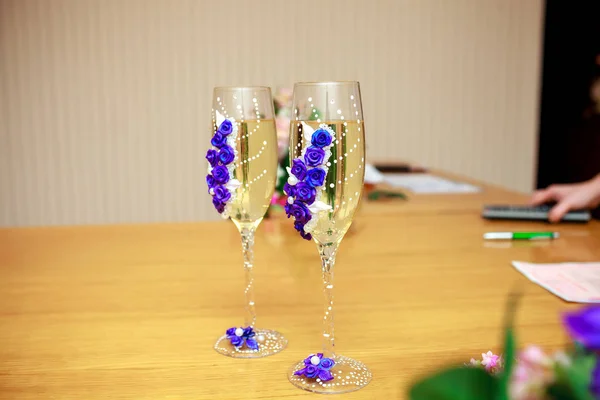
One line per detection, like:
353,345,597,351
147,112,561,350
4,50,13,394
409,302,600,400
294,353,335,382
225,326,259,351
283,124,334,240
206,115,241,218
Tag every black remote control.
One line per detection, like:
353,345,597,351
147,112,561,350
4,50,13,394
482,204,591,223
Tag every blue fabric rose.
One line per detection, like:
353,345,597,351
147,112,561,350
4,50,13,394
211,132,227,148
563,306,600,349
294,221,305,232
206,174,216,189
225,326,258,350
300,230,312,240
212,165,230,184
311,128,333,148
284,183,296,197
213,185,231,202
218,145,235,165
295,353,334,381
212,197,225,213
206,149,218,167
294,182,316,204
290,158,308,180
289,202,311,224
306,168,326,187
304,146,325,167
218,119,233,135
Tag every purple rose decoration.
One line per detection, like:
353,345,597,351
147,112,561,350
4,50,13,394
218,119,233,135
225,326,259,350
212,165,230,184
304,146,325,167
213,185,231,202
284,183,296,197
206,174,216,189
212,197,225,213
320,358,335,370
295,353,335,381
563,306,600,349
311,128,333,148
294,182,316,204
218,145,235,165
289,202,311,224
206,149,218,167
211,132,227,148
300,230,312,241
306,168,326,188
305,365,319,378
284,203,292,218
290,158,308,180
294,221,305,233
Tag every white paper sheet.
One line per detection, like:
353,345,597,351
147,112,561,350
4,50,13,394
383,173,480,194
512,261,600,303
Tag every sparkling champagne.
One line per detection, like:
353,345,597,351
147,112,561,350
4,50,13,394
289,120,365,244
218,119,278,225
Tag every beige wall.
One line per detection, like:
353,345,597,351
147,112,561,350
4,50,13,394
0,0,544,226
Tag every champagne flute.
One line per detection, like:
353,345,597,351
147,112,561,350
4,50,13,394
285,82,372,392
207,87,287,358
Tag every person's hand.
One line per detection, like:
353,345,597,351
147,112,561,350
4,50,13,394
530,175,600,222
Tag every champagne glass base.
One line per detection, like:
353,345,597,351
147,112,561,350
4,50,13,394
213,329,287,358
288,355,372,394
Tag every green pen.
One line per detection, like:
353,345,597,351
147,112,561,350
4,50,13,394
483,232,559,240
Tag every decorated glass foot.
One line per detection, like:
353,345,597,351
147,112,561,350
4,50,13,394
214,326,287,358
288,353,372,394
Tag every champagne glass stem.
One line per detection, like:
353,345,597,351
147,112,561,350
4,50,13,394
318,242,339,358
240,225,257,327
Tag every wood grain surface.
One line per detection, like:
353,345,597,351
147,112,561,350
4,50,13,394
1,178,599,399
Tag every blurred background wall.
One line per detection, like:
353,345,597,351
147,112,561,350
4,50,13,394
0,0,544,226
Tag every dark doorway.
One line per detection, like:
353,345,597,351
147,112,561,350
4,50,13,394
536,0,600,189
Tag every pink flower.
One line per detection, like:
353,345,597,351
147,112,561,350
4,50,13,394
481,351,502,373
510,346,556,400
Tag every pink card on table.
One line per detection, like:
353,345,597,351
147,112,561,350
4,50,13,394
512,261,600,303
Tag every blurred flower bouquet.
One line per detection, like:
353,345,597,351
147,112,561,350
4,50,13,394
409,301,600,400
269,87,293,214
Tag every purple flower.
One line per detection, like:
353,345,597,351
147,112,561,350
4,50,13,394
284,203,292,218
563,306,600,349
289,202,311,224
284,183,296,197
290,158,308,180
311,128,333,148
300,231,313,241
225,326,259,350
213,185,231,202
218,145,235,165
206,149,218,167
295,353,335,382
318,370,333,381
304,146,325,167
218,119,233,135
305,365,319,378
294,182,316,204
212,197,225,213
212,165,230,184
320,358,334,370
294,221,305,233
306,168,326,188
211,132,227,148
206,174,216,189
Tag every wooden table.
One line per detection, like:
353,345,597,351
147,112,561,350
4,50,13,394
1,178,599,399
